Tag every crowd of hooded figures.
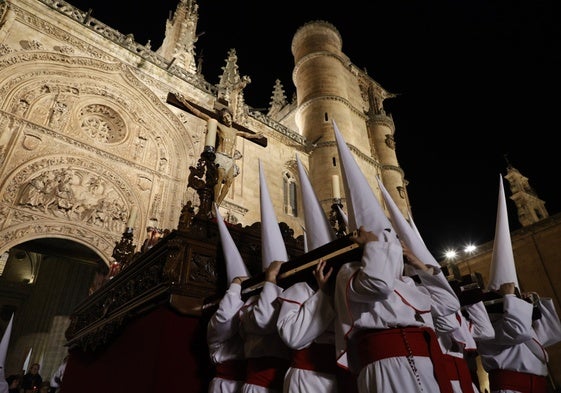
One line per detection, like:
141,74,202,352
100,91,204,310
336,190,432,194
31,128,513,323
205,121,561,393
1,121,559,393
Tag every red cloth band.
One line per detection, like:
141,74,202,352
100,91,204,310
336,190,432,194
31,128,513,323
348,327,453,393
246,356,289,390
443,354,475,393
215,359,246,381
489,369,547,393
291,343,338,375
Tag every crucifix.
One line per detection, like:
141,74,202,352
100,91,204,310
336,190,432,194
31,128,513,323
167,92,267,207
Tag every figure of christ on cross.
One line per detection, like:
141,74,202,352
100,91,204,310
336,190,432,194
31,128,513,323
167,93,267,206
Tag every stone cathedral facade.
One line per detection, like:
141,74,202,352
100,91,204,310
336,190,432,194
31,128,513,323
0,0,407,264
1,0,560,389
0,0,409,379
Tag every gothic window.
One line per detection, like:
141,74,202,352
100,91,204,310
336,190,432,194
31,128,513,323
79,104,126,143
283,171,298,217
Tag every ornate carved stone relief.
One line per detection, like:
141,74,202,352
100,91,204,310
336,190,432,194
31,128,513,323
385,134,396,150
0,220,115,261
15,165,131,233
79,104,126,143
0,2,7,25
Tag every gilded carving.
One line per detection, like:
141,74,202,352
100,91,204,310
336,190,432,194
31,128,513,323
189,252,215,283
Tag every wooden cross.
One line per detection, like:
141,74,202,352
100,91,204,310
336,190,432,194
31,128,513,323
166,92,267,148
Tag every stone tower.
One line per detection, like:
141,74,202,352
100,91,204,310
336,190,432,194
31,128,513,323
291,21,409,218
503,160,548,226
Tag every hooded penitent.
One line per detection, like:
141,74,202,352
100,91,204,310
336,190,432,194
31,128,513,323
259,159,288,269
376,176,440,268
214,203,250,282
0,313,14,393
487,174,519,291
295,154,336,251
331,120,397,242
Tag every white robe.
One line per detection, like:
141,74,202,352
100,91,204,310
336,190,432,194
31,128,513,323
276,282,338,393
435,302,494,393
207,282,246,393
49,359,67,392
476,295,561,393
240,281,290,393
334,240,460,393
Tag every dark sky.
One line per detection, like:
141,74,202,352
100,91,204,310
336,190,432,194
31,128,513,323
67,0,561,259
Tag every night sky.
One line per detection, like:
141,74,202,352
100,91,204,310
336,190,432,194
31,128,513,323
66,0,561,259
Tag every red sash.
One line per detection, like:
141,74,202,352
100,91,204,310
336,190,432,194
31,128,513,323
443,354,475,393
215,359,246,381
348,327,453,393
489,369,547,393
246,356,289,390
291,343,338,375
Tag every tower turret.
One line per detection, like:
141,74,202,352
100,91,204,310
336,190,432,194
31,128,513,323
291,21,410,219
156,0,200,73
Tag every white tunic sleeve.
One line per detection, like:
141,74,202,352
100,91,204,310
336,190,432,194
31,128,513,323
494,294,533,344
532,297,561,347
207,283,244,345
277,282,336,350
416,267,461,317
350,241,402,302
463,301,494,341
241,280,284,335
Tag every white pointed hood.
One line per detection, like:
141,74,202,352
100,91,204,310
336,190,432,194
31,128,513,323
376,177,439,267
336,204,349,228
295,155,336,251
214,203,250,282
407,208,426,247
259,160,288,269
487,175,519,291
332,120,397,241
0,313,14,381
22,347,32,374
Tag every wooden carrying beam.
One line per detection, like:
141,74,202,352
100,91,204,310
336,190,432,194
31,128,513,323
240,231,361,300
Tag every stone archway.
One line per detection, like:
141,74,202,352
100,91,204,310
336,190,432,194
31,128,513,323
0,237,103,383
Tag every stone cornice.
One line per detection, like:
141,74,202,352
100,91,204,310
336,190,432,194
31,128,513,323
313,140,404,178
248,108,306,146
370,113,395,132
293,51,350,85
33,0,214,95
298,94,367,121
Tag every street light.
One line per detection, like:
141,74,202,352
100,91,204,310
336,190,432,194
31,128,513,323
464,244,477,254
444,249,457,260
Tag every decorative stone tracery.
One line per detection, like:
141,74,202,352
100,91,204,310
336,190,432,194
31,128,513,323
79,104,126,143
